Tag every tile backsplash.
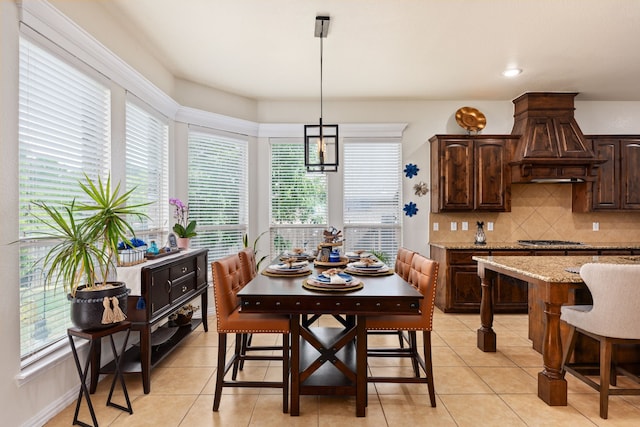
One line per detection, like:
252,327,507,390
429,184,640,244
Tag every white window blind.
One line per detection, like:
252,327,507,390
343,140,402,263
18,37,111,361
125,99,169,243
270,140,328,256
188,130,248,261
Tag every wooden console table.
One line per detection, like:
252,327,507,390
90,249,209,394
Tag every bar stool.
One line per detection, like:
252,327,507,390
67,321,133,427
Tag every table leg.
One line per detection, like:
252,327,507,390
68,336,99,427
538,300,568,405
477,266,496,352
290,314,300,416
200,289,209,332
106,330,133,413
356,315,366,417
139,324,151,394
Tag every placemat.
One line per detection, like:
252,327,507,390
262,269,312,278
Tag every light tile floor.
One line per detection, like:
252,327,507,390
45,309,640,426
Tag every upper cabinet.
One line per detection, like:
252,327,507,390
430,135,516,213
579,136,640,211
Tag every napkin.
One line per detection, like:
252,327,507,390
322,268,346,284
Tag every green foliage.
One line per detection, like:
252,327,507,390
370,250,389,264
243,230,269,271
31,174,149,295
173,220,197,238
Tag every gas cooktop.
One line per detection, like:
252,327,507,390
518,240,585,246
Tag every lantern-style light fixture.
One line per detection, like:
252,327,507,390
304,16,339,172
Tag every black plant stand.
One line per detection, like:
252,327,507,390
67,321,133,427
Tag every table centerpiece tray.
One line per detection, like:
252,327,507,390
145,248,183,260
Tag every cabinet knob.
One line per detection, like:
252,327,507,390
376,302,381,307
181,285,187,293
182,267,188,273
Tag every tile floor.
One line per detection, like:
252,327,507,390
46,309,640,426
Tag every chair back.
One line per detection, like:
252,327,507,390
212,253,245,331
409,254,439,330
575,263,640,339
395,247,415,282
238,247,257,285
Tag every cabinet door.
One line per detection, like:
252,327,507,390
620,140,640,209
592,139,620,210
475,139,509,211
449,265,482,312
440,139,474,211
150,268,171,316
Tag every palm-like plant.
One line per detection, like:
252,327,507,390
243,230,269,272
33,174,149,296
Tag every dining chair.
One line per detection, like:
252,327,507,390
366,253,438,407
367,247,416,348
561,263,640,419
235,247,276,374
211,253,290,413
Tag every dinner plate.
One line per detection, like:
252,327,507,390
348,261,384,269
313,272,353,283
302,278,363,292
271,262,306,270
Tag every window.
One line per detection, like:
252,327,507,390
125,98,169,244
343,139,402,264
18,37,111,361
270,140,328,255
188,129,248,261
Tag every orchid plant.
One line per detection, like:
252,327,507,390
169,197,197,238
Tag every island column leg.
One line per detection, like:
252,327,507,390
477,264,496,352
537,290,568,406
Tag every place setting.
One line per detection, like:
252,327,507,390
303,268,363,292
344,256,394,276
262,257,312,277
280,247,315,261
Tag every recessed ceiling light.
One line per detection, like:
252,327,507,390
502,68,522,77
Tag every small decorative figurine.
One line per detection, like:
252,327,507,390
475,221,486,245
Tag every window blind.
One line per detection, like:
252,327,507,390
188,130,248,261
125,99,169,243
343,140,402,263
18,37,111,360
270,140,328,256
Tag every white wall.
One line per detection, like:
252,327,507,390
3,1,640,426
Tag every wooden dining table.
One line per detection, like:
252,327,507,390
237,261,423,417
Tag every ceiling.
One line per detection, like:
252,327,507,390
102,0,640,102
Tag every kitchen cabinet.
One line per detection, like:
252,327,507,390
430,135,516,213
574,136,640,211
429,245,636,313
90,249,209,394
430,246,530,313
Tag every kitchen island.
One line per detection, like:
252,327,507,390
473,255,640,407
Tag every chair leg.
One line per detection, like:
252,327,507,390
282,332,290,413
397,330,405,349
213,333,227,411
423,331,436,407
232,333,243,380
600,338,612,419
408,331,420,377
238,333,251,371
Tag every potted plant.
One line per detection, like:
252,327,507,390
169,197,196,248
32,174,149,330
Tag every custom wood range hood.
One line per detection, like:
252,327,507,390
509,92,604,183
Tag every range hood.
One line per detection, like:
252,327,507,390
509,92,604,183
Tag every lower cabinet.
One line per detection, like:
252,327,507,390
90,249,209,394
430,246,636,313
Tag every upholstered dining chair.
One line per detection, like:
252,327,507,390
211,253,290,413
367,247,416,349
366,253,439,407
235,247,276,374
561,263,640,419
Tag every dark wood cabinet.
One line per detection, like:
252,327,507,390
575,136,640,211
430,135,514,213
91,249,209,394
430,245,636,313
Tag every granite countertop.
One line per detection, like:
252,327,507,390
472,255,640,283
430,242,640,250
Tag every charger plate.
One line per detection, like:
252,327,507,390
262,268,312,278
344,267,394,277
302,278,363,292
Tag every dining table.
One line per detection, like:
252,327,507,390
237,257,423,417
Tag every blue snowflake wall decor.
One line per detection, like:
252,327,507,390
404,163,419,178
403,202,418,217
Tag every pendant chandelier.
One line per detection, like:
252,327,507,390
304,15,339,172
